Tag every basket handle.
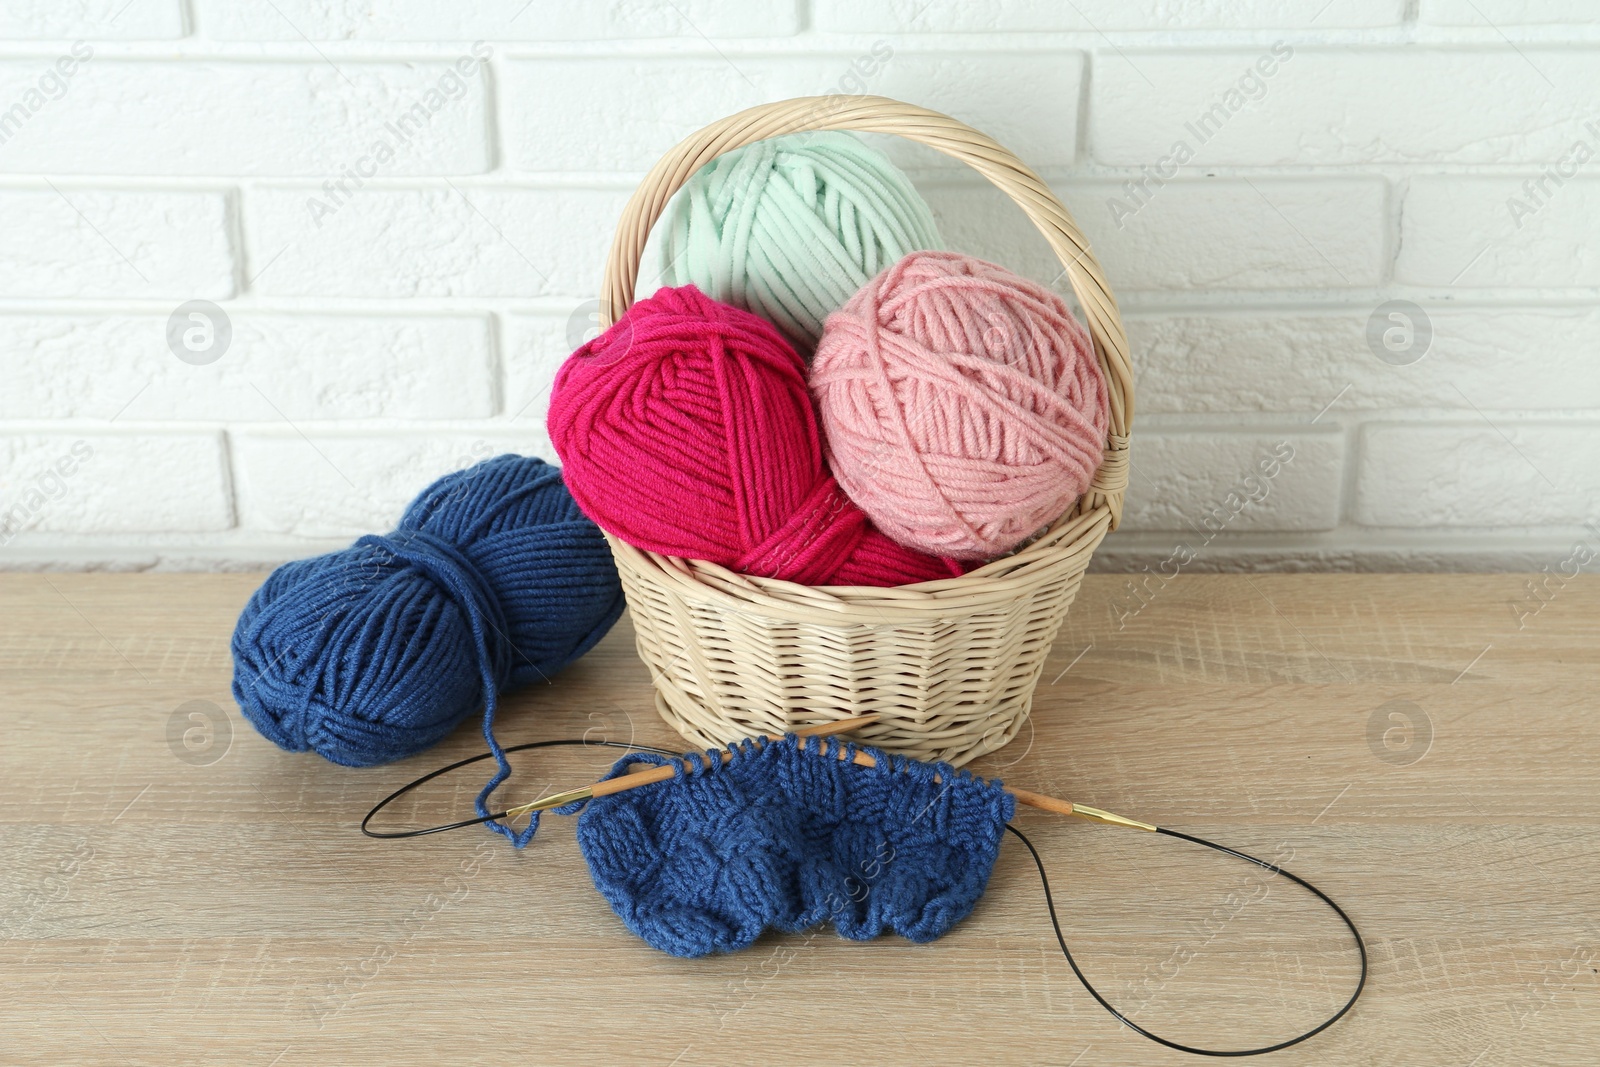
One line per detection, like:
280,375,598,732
598,94,1132,528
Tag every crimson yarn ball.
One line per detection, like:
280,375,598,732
811,251,1110,561
547,285,963,587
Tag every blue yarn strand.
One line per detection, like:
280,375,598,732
361,526,534,847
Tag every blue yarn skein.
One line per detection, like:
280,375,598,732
232,454,624,846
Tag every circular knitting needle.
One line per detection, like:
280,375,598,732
517,728,1156,832
364,714,1366,1054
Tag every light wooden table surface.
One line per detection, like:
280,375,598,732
1,572,1596,1065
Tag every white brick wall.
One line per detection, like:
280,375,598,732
3,1,1598,573
501,53,1083,172
0,313,497,421
1090,48,1600,166
243,186,629,298
0,60,494,175
0,189,233,298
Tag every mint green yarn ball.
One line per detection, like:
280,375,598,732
659,131,943,352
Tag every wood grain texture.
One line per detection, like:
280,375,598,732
0,573,1596,1066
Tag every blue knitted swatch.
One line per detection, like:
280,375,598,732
576,735,1015,958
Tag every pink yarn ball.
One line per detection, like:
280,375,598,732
548,285,965,588
810,250,1110,560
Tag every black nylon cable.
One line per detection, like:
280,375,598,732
1005,822,1367,1057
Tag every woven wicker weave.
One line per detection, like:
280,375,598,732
595,95,1133,767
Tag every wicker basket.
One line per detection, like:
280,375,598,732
595,95,1133,767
